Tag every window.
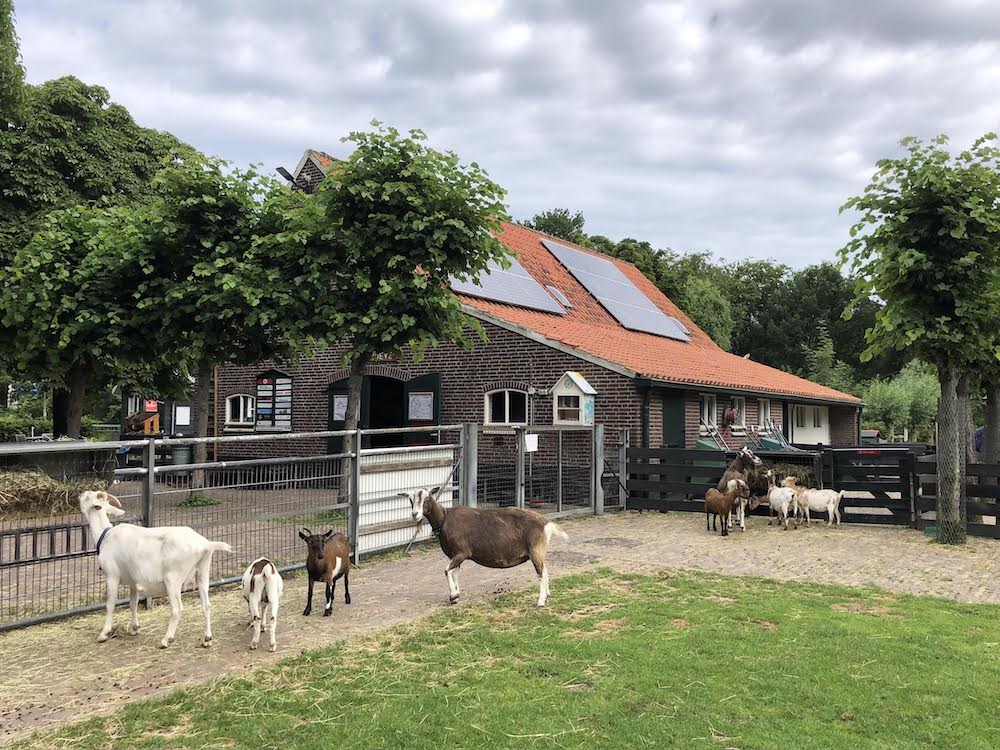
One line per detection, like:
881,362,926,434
126,395,141,417
700,394,717,426
226,394,256,428
731,397,746,428
757,399,770,428
255,372,293,431
556,394,581,423
485,389,527,425
813,407,823,428
795,405,806,428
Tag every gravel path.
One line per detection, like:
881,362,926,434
3,511,999,745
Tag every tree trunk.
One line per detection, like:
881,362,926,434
958,374,978,522
886,420,894,442
64,363,91,439
191,360,213,489
936,363,966,544
342,357,367,502
52,388,68,437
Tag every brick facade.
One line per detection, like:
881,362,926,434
212,320,857,454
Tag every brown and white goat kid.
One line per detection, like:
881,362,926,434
241,557,283,652
704,479,751,536
400,488,569,607
299,528,351,617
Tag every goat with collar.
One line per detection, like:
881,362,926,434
80,490,232,648
400,488,569,607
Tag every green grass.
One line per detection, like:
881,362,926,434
276,507,348,527
176,492,222,508
15,569,1000,749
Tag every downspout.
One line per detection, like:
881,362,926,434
212,366,219,461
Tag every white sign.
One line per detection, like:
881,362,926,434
408,391,434,421
332,395,348,421
524,433,539,452
173,405,191,427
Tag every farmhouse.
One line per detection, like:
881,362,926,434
211,151,861,451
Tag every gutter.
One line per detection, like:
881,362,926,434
637,378,863,408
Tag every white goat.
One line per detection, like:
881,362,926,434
764,471,795,530
241,557,283,652
725,478,754,531
781,477,843,527
80,490,232,648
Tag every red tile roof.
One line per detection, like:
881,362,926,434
461,222,861,405
307,150,339,170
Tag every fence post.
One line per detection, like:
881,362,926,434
619,428,629,510
462,423,477,508
903,453,916,528
593,424,605,516
515,428,526,510
142,438,155,528
349,428,362,565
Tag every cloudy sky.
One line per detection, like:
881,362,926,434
15,0,1000,266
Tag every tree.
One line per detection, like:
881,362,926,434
522,208,586,244
0,76,185,266
802,324,856,395
677,275,733,351
132,154,307,470
308,123,510,447
841,134,1000,544
721,259,791,364
0,205,162,436
863,378,910,441
1,0,24,122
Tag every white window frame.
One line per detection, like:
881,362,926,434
700,394,717,428
126,395,141,417
757,399,770,428
813,407,823,428
554,394,582,425
226,394,256,429
731,396,746,430
795,405,806,429
484,389,528,426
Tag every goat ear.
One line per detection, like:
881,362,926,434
298,530,309,541
323,529,333,539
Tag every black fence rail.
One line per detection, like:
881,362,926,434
914,458,1000,539
626,445,914,525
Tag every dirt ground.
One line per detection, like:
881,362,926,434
4,510,1000,745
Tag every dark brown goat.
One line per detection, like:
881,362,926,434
704,479,750,536
298,528,351,616
399,489,568,607
716,447,762,492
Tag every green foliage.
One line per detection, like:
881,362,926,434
802,324,856,394
522,207,586,244
0,0,24,122
676,274,733,351
862,361,939,441
0,76,186,264
840,134,1000,370
307,122,511,366
0,411,47,441
177,492,222,508
18,570,1000,749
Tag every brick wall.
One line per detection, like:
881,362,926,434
829,405,860,446
212,321,645,457
683,392,785,449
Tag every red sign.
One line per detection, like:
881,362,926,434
143,399,159,412
857,449,881,455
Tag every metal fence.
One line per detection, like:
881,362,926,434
0,423,604,631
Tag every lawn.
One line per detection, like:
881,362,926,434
14,568,1000,750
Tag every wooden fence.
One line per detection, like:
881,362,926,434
914,458,1000,539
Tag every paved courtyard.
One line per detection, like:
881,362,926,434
3,510,1000,745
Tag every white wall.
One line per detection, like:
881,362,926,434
788,404,831,445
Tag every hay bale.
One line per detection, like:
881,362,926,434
743,462,817,497
0,471,107,520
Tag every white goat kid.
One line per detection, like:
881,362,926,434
241,558,283,652
764,471,795,530
80,490,232,648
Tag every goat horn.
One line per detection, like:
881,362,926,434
107,494,123,509
301,527,312,536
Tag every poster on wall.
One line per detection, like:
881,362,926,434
255,373,293,431
143,399,158,413
407,391,434,421
332,395,348,421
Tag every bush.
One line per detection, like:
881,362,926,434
0,411,50,442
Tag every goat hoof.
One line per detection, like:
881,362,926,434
159,639,171,649
323,609,332,617
202,638,213,649
448,595,460,604
250,642,258,651
269,644,277,653
97,633,109,643
302,609,311,616
345,596,352,605
128,625,140,636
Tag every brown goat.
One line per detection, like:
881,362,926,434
704,479,750,536
298,528,351,617
399,489,568,607
716,447,762,492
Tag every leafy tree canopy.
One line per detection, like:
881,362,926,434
522,207,586,245
0,0,24,122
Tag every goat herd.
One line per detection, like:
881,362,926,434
77,485,570,654
705,447,845,537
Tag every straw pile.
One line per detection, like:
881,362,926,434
0,470,107,519
743,462,817,497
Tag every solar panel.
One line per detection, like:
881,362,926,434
545,285,572,308
450,257,565,315
541,239,690,341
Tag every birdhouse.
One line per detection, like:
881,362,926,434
552,372,596,426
